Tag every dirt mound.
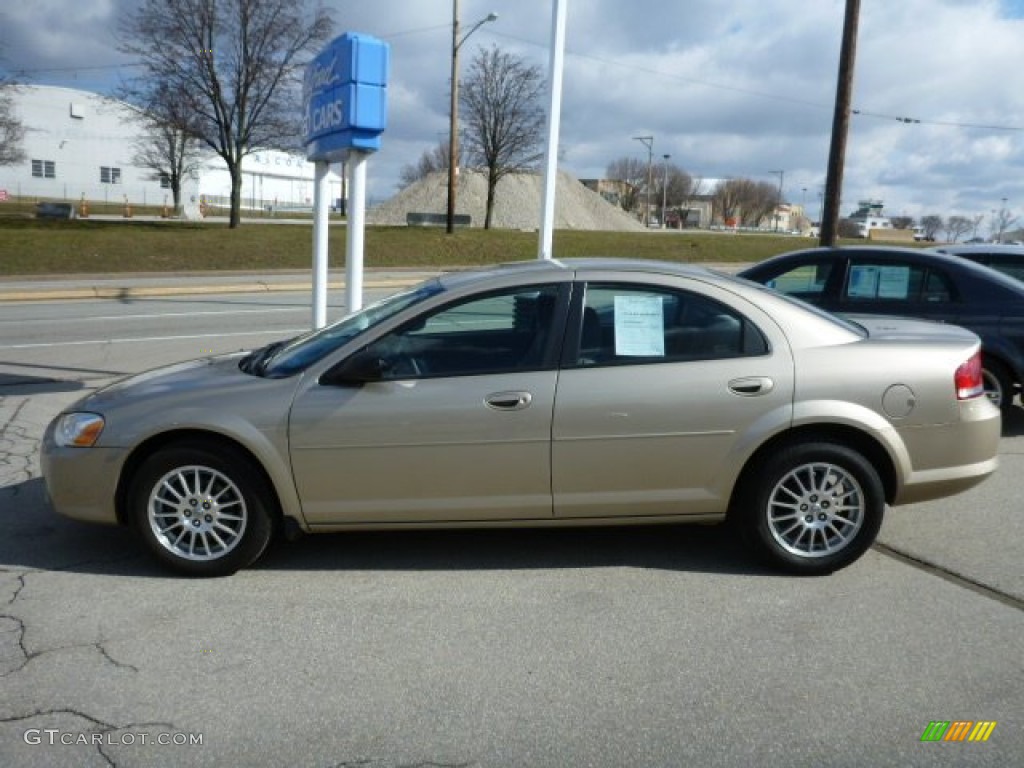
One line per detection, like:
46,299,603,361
369,169,644,231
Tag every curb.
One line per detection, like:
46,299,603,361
0,278,424,303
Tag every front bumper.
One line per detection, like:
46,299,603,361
41,423,126,525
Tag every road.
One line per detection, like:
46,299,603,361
1,284,1021,767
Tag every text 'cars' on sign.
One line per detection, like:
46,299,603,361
303,32,388,162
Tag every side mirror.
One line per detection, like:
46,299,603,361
320,350,388,386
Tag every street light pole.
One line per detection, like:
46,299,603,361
769,169,784,232
446,2,497,234
633,135,653,227
661,154,670,229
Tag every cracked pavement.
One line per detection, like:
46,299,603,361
1,289,1022,767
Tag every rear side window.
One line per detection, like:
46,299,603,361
845,263,953,303
574,283,768,367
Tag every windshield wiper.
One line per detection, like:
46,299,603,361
240,340,287,376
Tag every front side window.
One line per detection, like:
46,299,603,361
362,284,563,380
257,280,445,377
764,260,834,299
574,283,768,367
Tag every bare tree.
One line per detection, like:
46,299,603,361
460,45,546,229
744,180,782,227
654,164,691,218
944,215,973,243
0,64,26,167
971,214,985,240
127,83,204,215
712,178,779,227
400,141,455,187
890,215,914,230
837,218,861,239
605,156,647,214
992,208,1019,243
712,179,744,225
920,214,944,241
118,0,333,228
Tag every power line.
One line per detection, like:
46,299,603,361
488,29,1024,133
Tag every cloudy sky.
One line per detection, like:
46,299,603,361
2,0,1023,226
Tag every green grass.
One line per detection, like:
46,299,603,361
0,217,847,276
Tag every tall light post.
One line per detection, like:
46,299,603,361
446,2,498,234
769,169,784,232
661,154,670,229
633,135,653,227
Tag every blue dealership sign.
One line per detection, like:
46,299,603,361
304,33,388,161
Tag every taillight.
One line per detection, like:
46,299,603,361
954,352,984,400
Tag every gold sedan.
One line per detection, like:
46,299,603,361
42,259,1000,576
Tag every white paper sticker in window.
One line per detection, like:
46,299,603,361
877,266,910,298
614,295,664,356
848,265,879,298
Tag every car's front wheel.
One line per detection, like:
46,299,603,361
736,442,885,575
128,442,275,576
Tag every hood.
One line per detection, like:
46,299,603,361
85,353,250,406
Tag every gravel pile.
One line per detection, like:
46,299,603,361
368,169,644,231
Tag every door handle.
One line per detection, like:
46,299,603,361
485,391,533,411
728,377,775,396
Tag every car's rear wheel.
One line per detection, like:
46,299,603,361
128,442,275,576
737,442,884,575
982,357,1015,412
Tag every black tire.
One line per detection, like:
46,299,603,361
127,441,275,576
982,357,1015,413
736,442,884,575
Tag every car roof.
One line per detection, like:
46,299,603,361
437,257,722,291
741,244,1024,296
931,243,1024,256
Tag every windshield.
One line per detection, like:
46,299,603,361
253,279,445,377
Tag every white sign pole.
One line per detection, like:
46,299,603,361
537,0,568,260
311,160,330,329
346,150,368,312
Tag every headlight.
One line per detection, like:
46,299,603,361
54,413,106,447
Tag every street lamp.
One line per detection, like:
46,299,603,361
768,170,784,232
633,135,653,227
661,154,670,229
446,2,498,234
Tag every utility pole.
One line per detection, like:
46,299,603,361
633,135,653,226
662,154,670,229
820,0,861,247
446,2,497,234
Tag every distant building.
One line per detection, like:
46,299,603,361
0,85,340,215
580,178,635,209
848,199,893,238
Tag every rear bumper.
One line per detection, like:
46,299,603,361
892,397,1001,505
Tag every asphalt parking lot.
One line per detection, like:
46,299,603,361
1,275,1021,767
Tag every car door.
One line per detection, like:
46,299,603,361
758,254,847,312
551,277,794,519
839,255,959,324
288,282,568,525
